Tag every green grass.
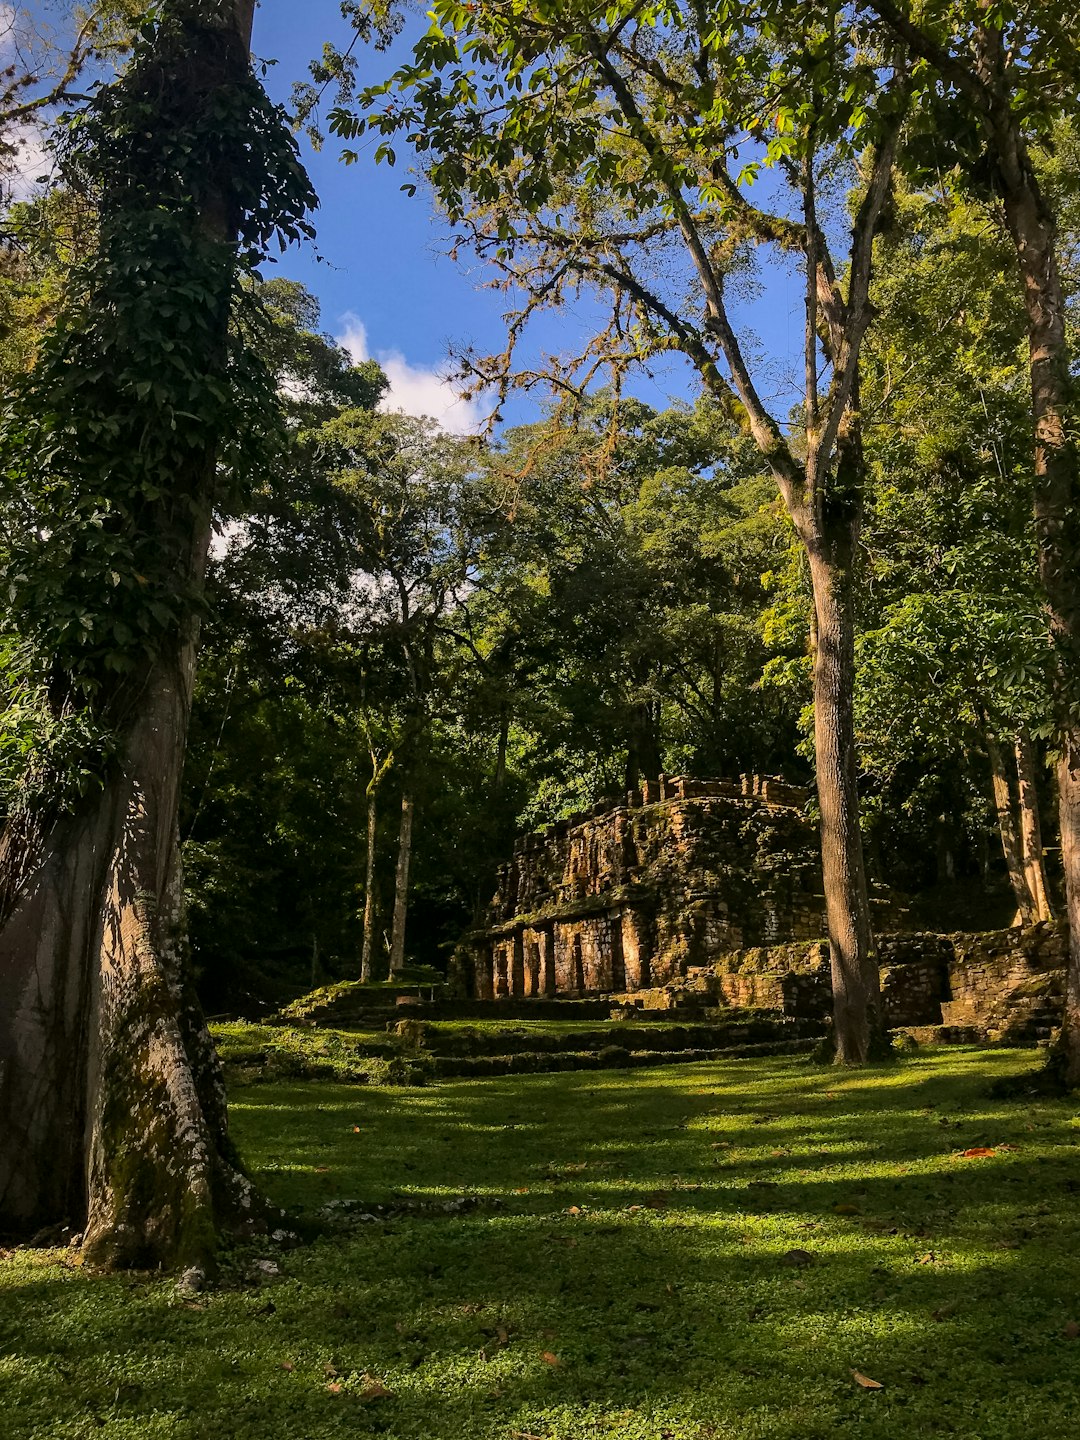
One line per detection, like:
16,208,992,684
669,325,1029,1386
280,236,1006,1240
210,1015,806,1085
2,1049,1080,1439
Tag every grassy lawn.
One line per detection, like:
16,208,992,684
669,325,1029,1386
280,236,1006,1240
2,1049,1079,1438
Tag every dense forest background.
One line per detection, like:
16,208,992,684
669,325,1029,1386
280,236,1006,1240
1,3,1077,1015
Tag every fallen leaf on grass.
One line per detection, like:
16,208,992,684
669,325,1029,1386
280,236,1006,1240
326,1383,343,1395
514,1187,529,1194
279,1361,294,1372
541,1351,560,1366
960,1147,995,1159
359,1376,394,1401
916,1252,938,1265
852,1369,884,1390
1064,1321,1080,1340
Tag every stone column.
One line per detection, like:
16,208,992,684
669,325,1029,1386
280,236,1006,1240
511,930,526,997
494,941,510,998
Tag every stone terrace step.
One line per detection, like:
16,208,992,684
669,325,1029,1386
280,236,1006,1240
430,1037,820,1078
281,992,621,1027
397,1014,821,1060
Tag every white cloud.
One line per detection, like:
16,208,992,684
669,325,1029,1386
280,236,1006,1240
338,314,487,436
1,5,54,201
2,120,51,201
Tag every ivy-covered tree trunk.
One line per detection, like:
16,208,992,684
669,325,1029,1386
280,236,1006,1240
0,0,305,1269
0,591,258,1267
805,529,878,1066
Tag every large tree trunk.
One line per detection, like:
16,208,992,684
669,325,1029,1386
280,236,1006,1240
1014,729,1053,922
986,729,1037,924
388,791,415,976
0,0,265,1270
1058,732,1080,1083
993,118,1080,1078
0,634,258,1268
806,533,878,1065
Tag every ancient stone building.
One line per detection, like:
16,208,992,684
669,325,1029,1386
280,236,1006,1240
460,775,830,1000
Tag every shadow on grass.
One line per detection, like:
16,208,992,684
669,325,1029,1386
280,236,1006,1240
1,1049,1078,1440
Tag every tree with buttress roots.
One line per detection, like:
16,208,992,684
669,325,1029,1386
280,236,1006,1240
329,0,909,1063
0,0,316,1270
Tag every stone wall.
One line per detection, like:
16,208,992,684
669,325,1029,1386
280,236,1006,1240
613,923,1066,1043
460,774,840,1000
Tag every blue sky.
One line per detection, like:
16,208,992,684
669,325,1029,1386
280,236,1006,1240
251,1,809,436
8,2,810,433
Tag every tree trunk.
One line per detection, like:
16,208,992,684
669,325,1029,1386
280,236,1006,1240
360,786,378,983
986,730,1037,925
624,700,662,787
1058,730,1080,1083
0,585,263,1269
993,117,1080,1076
0,0,269,1271
388,792,415,976
806,534,878,1065
1014,729,1053,922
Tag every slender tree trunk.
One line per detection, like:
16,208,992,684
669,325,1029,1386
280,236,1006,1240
360,786,378,983
805,535,878,1065
389,792,415,976
1014,729,1053,922
986,730,1037,924
0,0,267,1271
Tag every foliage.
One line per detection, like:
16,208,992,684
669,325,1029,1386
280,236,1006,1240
0,2,316,815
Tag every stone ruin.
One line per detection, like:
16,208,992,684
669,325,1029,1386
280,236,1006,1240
451,771,1067,1044
458,774,841,1000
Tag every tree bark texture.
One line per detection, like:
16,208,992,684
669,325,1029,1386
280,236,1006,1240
806,537,878,1065
992,102,1080,1078
0,0,263,1268
389,792,415,976
986,730,1037,924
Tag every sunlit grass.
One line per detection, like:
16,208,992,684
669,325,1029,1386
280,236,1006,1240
1,1048,1078,1438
